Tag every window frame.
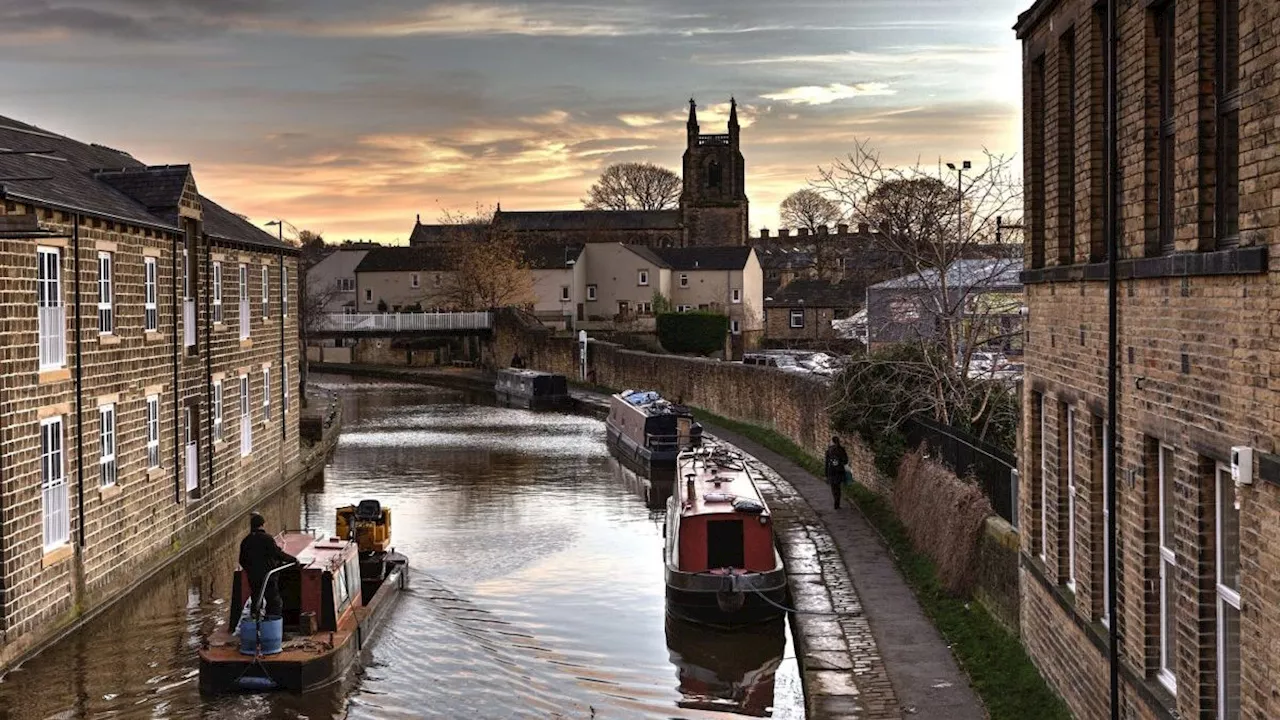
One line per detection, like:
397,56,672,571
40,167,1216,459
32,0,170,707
239,374,252,457
1215,0,1241,248
679,273,689,288
1156,2,1177,255
1101,420,1112,626
239,263,250,340
1157,443,1178,693
281,266,289,317
146,394,161,469
560,286,570,302
263,367,272,421
99,403,117,488
144,256,158,332
731,288,742,304
40,415,69,551
637,269,649,287
411,272,420,288
213,380,224,442
97,251,114,335
586,284,597,301
37,246,65,371
339,277,355,293
730,319,741,335
212,261,223,324
262,265,270,318
1065,405,1077,591
283,364,290,414
364,288,373,303
1216,462,1241,720
789,309,805,329
1040,396,1049,563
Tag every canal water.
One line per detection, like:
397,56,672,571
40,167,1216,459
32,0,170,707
0,375,803,719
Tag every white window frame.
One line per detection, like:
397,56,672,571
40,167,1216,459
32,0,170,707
99,404,117,488
239,263,250,340
146,395,161,469
637,269,649,286
411,272,420,288
213,380,224,442
586,285,597,301
679,273,689,288
677,304,691,313
262,265,270,318
97,251,113,335
182,248,190,300
1039,397,1048,563
731,288,742,304
1216,462,1241,720
144,257,158,332
789,309,804,328
239,374,252,457
281,266,289,317
37,246,65,370
339,277,356,293
1065,406,1077,592
40,416,69,550
364,288,373,303
730,319,741,335
212,261,223,323
263,367,272,421
1157,443,1178,694
560,286,570,302
1101,421,1112,627
283,364,290,414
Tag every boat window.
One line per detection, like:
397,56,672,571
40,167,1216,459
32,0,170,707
335,563,350,606
706,520,745,569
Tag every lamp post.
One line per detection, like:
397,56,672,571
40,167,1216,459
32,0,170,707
945,160,971,247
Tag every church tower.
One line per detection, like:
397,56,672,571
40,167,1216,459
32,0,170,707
679,98,749,246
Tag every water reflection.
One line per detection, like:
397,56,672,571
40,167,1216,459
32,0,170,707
667,615,787,718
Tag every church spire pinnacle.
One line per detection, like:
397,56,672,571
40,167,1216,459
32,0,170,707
687,97,698,127
729,96,738,128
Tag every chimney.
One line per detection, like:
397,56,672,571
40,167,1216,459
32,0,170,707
837,223,848,235
779,229,791,238
416,213,421,224
760,228,771,238
799,228,810,237
817,226,829,235
858,223,870,234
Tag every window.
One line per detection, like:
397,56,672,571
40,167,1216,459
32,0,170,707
1058,30,1076,264
1216,463,1240,720
730,319,741,335
283,365,290,414
182,248,190,299
99,404,117,488
40,416,68,550
212,262,223,323
1039,395,1048,562
146,395,160,469
1216,0,1241,248
263,368,271,421
144,257,158,332
1158,443,1178,692
731,288,742,304
707,159,722,189
343,305,356,316
560,286,570,302
1064,406,1077,591
37,247,65,370
339,277,356,292
239,374,252,457
890,297,921,322
239,264,250,340
262,265,270,318
1101,420,1112,626
789,309,804,328
213,380,224,442
411,272,420,288
1156,2,1176,255
637,269,649,286
679,273,689,288
281,267,289,317
97,252,113,334
1029,54,1047,268
364,288,372,303
677,304,691,312
637,302,653,315
586,285,597,301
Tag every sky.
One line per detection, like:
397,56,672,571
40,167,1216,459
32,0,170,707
0,0,1025,245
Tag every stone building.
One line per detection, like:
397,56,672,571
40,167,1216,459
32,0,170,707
353,246,453,312
1015,1,1266,718
763,278,863,342
865,258,1022,352
408,98,749,249
0,115,300,667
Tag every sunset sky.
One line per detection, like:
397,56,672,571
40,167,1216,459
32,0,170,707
0,0,1024,244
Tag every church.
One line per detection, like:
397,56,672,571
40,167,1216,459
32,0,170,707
409,98,749,248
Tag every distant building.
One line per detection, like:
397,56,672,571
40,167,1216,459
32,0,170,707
306,249,368,314
523,243,582,328
865,258,1022,351
764,278,863,342
353,246,453,312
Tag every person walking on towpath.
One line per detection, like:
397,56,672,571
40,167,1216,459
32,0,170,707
238,512,298,619
824,436,849,509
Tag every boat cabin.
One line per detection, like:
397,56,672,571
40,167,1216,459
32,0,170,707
228,532,364,635
672,450,774,573
609,390,702,453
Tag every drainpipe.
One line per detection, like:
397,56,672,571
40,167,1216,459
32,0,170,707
172,228,180,503
204,230,214,490
73,213,85,547
1104,0,1120,716
280,250,286,445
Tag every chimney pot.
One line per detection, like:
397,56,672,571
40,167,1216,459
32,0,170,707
761,228,771,238
799,228,810,236
858,223,870,234
817,226,829,235
780,229,791,237
837,224,849,234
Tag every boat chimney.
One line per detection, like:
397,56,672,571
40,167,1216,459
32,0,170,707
686,474,696,503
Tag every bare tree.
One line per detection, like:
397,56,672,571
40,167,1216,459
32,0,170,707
779,188,844,231
436,207,535,310
296,229,332,409
583,162,681,211
815,141,1023,443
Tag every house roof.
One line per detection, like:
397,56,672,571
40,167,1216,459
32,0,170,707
653,246,753,271
869,259,1023,291
625,244,671,268
355,246,452,273
765,278,864,308
754,245,815,270
495,209,681,232
523,243,582,269
409,221,486,245
0,115,288,252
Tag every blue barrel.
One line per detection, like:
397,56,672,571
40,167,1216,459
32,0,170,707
238,615,284,656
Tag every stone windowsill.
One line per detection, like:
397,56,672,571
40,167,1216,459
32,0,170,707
213,321,226,331
98,334,122,346
38,368,72,384
145,331,165,343
99,484,122,499
239,338,253,349
42,544,73,569
262,316,273,325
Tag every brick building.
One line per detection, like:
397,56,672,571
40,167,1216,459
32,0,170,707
1015,1,1265,718
0,115,300,667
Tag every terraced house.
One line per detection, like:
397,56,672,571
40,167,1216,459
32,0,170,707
1015,1,1273,718
0,116,300,668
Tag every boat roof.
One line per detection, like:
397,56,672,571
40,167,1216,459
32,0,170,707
498,368,563,379
277,531,353,573
676,447,769,518
613,390,693,417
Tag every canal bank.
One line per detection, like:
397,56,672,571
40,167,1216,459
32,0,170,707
0,393,345,677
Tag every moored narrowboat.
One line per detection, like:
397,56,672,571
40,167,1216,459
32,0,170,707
199,500,408,693
494,368,572,410
606,390,703,477
664,444,787,628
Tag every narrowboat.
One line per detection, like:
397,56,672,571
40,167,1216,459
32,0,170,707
199,500,408,693
664,444,787,628
494,368,572,410
606,390,703,477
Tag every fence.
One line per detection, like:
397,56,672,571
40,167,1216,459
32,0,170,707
904,416,1017,528
318,312,492,333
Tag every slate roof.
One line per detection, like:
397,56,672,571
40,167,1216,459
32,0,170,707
495,209,681,232
409,221,487,245
523,243,582,269
754,246,815,270
0,114,289,252
625,244,671,268
354,246,452,273
868,259,1023,291
653,246,753,271
765,278,864,308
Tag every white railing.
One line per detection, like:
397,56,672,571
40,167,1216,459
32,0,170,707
318,311,493,332
184,299,196,347
239,299,250,340
38,305,66,369
185,443,199,491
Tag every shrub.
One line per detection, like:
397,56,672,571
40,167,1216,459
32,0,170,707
656,312,728,355
892,448,994,596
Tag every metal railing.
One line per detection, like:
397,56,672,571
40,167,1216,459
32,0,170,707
183,299,196,347
38,305,66,369
318,312,493,332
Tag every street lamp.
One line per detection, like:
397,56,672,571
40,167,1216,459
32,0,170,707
945,161,971,246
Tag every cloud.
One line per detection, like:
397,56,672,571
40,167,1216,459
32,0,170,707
705,46,1006,67
760,82,895,106
519,110,571,126
301,3,643,38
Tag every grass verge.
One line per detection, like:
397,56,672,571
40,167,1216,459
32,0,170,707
691,406,1071,720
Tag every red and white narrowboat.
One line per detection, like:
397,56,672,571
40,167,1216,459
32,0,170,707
199,500,408,693
664,444,787,628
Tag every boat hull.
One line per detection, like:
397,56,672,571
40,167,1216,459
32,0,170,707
495,388,572,411
606,420,679,477
199,559,407,694
664,555,788,629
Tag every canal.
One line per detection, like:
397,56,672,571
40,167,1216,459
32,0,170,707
0,375,803,719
